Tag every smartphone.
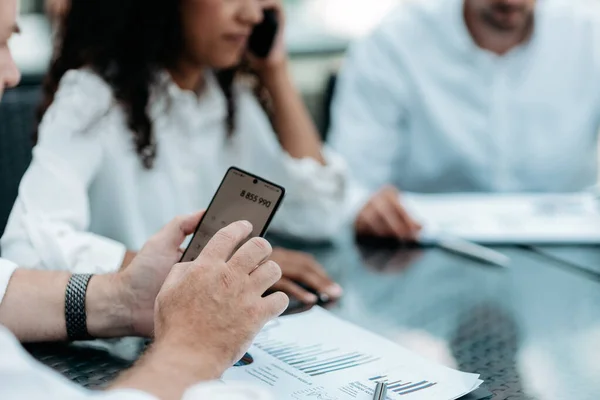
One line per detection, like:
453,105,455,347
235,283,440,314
180,167,286,263
248,9,279,58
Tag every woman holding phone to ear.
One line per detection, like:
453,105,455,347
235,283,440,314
1,0,346,304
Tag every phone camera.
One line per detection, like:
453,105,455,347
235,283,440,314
253,179,258,184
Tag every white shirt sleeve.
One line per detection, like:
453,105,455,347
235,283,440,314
328,22,410,219
0,70,127,274
235,87,352,240
0,326,272,400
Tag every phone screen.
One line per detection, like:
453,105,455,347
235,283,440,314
180,167,285,263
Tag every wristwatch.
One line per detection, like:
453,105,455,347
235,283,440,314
65,274,94,341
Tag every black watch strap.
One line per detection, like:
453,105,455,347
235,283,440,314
65,274,94,341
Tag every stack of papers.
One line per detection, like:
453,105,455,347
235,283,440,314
402,193,600,244
223,307,483,400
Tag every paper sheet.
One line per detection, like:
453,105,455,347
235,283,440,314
223,307,482,400
402,193,600,244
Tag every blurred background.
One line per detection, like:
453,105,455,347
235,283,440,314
6,3,600,399
12,0,403,136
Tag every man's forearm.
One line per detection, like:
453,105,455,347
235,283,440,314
0,270,132,342
261,65,326,164
0,269,70,342
110,340,224,400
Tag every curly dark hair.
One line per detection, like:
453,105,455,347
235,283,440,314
37,0,271,168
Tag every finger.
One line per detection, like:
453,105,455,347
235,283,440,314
370,197,407,238
361,206,394,237
179,210,206,236
279,254,343,299
249,260,282,293
294,271,343,301
395,205,422,238
354,213,370,235
229,237,273,274
383,186,422,235
298,254,330,281
389,192,422,239
157,211,206,248
262,291,290,320
272,278,318,304
271,249,322,279
201,220,253,262
382,187,422,237
372,195,413,239
396,199,423,233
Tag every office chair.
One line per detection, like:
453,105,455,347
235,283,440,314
320,72,338,142
0,86,40,241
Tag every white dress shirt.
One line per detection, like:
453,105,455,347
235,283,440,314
329,0,600,216
0,258,271,399
1,68,349,273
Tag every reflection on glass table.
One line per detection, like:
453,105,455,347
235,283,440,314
273,236,600,400
27,236,600,399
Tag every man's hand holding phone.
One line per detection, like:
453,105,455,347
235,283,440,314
111,220,288,399
179,167,343,310
154,221,289,373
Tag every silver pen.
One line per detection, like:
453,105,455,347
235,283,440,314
437,235,511,268
373,382,387,400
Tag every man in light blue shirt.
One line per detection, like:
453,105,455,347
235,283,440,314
329,0,600,239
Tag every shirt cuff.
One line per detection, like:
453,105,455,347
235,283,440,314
279,146,346,199
0,259,18,305
182,382,273,400
70,233,127,274
9,211,127,274
267,148,349,239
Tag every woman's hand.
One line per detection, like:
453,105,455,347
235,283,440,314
269,248,343,305
245,0,326,164
355,186,422,240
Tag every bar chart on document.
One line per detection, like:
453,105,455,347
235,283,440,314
365,368,439,397
253,336,439,398
254,335,380,377
222,308,482,400
332,364,445,399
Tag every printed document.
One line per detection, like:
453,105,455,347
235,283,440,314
402,193,600,244
223,307,482,400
